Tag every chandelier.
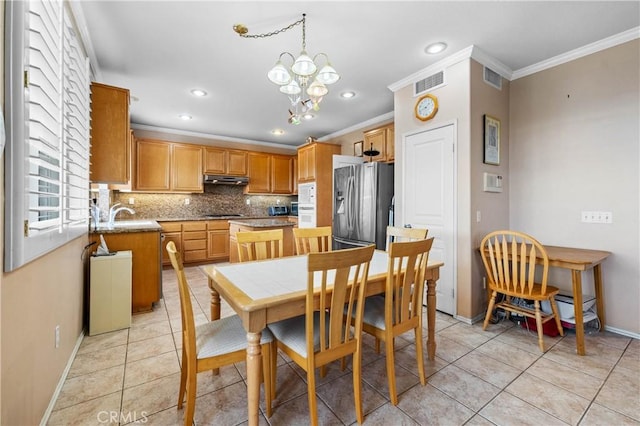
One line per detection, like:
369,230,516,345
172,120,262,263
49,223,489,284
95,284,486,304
233,13,340,125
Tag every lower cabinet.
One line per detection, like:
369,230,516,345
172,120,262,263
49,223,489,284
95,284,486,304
90,231,161,313
160,220,230,266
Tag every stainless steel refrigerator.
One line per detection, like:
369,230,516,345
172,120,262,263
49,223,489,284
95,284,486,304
333,162,394,250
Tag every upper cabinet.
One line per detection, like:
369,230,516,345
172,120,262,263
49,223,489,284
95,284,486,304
298,143,317,182
246,152,295,194
297,142,341,184
89,83,130,183
135,139,203,192
203,147,248,176
363,124,394,163
271,154,294,194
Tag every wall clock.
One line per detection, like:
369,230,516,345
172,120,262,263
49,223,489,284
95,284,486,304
414,93,438,121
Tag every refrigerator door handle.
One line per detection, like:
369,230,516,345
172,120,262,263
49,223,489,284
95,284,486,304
333,236,372,248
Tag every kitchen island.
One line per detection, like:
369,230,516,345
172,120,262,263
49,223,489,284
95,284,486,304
228,218,296,262
89,220,162,313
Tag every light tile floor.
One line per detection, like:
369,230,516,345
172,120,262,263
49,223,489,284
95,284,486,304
48,266,640,425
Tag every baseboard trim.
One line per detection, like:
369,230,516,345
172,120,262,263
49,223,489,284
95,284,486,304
40,330,85,426
604,325,640,340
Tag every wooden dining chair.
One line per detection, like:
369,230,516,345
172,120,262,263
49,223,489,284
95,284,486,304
268,245,375,425
359,237,434,405
385,226,428,251
166,241,275,425
293,226,332,254
236,229,284,261
480,230,564,352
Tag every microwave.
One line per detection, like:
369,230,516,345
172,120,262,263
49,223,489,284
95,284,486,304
268,206,289,216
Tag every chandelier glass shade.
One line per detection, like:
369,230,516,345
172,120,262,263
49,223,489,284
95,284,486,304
235,14,339,125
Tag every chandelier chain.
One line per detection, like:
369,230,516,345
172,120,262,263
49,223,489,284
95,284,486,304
237,14,306,41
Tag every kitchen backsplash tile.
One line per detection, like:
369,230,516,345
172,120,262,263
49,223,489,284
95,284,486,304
112,185,295,219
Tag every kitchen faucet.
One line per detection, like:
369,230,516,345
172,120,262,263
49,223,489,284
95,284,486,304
108,203,135,227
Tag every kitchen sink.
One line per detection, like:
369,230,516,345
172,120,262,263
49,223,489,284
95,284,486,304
95,220,159,229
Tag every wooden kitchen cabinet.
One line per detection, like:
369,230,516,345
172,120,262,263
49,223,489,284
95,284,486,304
204,147,248,176
173,144,203,192
90,230,161,313
136,139,171,191
207,220,230,261
296,142,341,226
160,220,230,266
297,143,317,182
182,221,208,263
90,82,130,183
363,124,394,163
245,152,295,194
246,152,271,193
292,156,298,194
271,154,294,194
160,222,182,266
135,139,203,192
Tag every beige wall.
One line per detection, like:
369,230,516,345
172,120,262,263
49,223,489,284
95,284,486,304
1,238,86,425
393,59,477,319
509,40,640,334
469,60,511,318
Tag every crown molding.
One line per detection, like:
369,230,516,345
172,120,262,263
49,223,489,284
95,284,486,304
130,123,298,151
469,46,514,81
512,26,640,80
318,111,395,142
388,46,474,93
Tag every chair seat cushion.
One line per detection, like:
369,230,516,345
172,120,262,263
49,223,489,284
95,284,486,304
268,312,330,358
196,315,273,360
360,295,388,330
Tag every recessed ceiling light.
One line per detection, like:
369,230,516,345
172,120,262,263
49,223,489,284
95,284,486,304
178,114,192,120
303,113,315,120
190,89,207,97
425,42,447,54
341,91,356,99
271,129,284,135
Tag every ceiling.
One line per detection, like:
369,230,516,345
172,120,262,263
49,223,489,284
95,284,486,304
75,1,639,148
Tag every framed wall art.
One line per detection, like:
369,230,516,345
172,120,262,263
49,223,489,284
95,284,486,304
483,114,500,165
354,140,363,157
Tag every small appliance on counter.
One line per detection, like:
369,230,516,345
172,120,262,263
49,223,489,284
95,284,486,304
268,205,289,216
290,202,298,216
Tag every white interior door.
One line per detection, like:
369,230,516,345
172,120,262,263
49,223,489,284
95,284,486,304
402,124,456,315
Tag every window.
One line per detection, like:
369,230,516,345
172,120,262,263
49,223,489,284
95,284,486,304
5,0,90,271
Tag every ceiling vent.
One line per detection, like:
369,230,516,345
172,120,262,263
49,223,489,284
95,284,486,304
484,66,502,90
414,70,444,96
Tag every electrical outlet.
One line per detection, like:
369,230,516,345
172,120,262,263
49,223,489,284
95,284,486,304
55,325,60,349
184,198,190,206
476,210,481,223
128,197,135,205
246,198,251,205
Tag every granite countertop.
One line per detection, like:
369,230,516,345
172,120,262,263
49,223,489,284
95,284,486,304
89,220,162,234
228,218,296,228
89,216,297,233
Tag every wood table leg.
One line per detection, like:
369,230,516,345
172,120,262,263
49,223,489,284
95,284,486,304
593,264,605,331
426,277,437,360
572,270,586,356
246,331,262,426
209,278,221,375
209,278,221,321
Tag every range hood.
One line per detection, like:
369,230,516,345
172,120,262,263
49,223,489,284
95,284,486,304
203,174,249,185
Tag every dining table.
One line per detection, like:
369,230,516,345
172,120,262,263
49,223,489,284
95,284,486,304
202,250,444,426
480,244,611,356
